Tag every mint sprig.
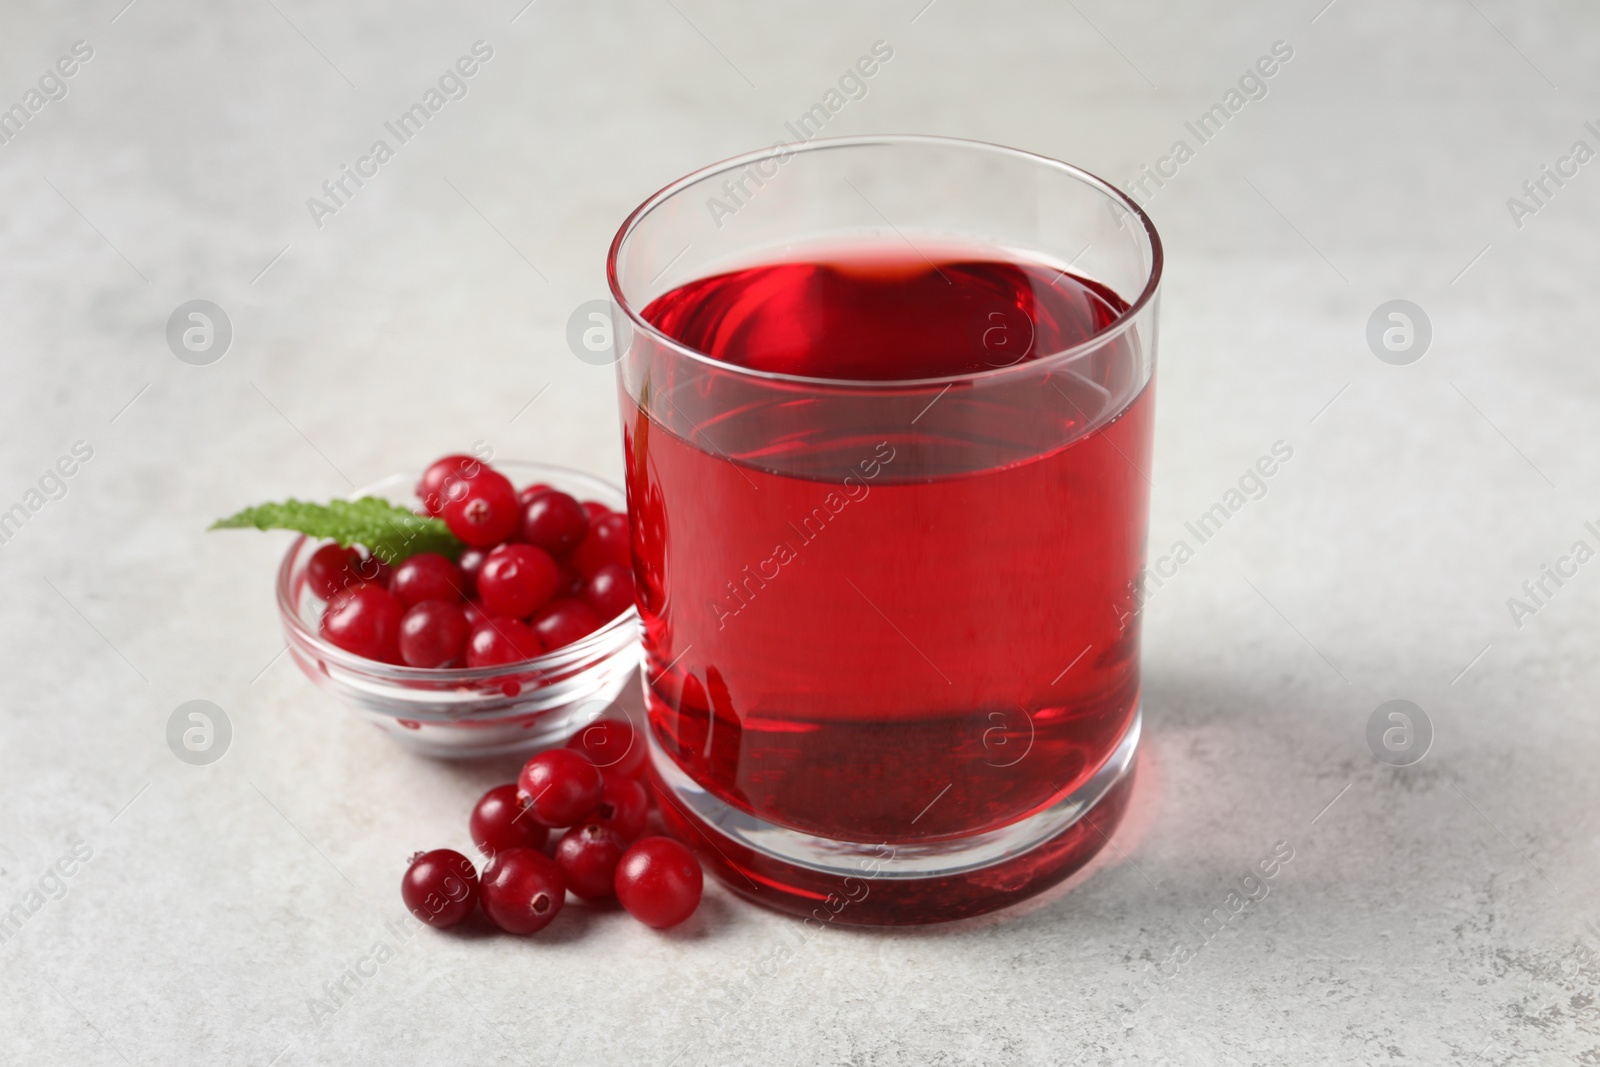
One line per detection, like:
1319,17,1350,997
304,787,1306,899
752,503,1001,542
210,497,462,564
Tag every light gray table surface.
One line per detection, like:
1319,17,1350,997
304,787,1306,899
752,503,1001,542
2,1,1597,1063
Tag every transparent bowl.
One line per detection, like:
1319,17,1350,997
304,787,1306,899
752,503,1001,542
276,461,641,759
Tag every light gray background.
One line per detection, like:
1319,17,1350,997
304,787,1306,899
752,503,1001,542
1,1,1595,1064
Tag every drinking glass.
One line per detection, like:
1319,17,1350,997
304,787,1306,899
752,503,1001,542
607,135,1161,924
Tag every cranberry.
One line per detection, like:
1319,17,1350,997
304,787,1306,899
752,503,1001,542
517,749,604,828
307,542,359,599
479,847,565,935
417,454,482,516
321,585,403,662
593,775,650,841
567,717,645,779
350,550,391,587
462,599,488,628
615,837,702,929
570,512,630,576
581,500,612,523
389,552,464,607
400,848,479,929
520,491,589,557
465,617,543,667
442,467,520,547
470,783,549,858
584,564,635,621
478,544,561,619
517,482,553,506
530,598,602,650
398,600,470,668
557,564,585,600
555,823,628,900
457,548,488,598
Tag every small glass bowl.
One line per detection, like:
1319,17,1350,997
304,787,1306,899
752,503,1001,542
276,461,640,759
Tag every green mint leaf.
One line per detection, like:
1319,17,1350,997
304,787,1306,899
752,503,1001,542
209,497,462,563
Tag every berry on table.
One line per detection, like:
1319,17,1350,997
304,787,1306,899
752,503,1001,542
307,542,359,599
398,600,470,668
570,512,630,576
417,454,482,517
517,749,603,828
555,823,628,900
464,618,543,668
389,552,464,607
478,544,561,619
520,490,589,557
593,775,650,841
531,598,603,650
615,837,703,929
401,848,479,929
470,783,549,857
321,585,404,663
442,467,520,547
583,564,635,621
567,718,645,779
480,847,566,934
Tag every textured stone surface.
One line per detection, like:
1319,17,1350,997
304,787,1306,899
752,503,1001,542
0,1,1596,1063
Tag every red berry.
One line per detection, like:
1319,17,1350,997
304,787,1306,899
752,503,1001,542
520,491,589,558
557,564,585,599
615,837,702,929
442,467,520,547
464,617,543,668
581,500,612,523
417,454,482,516
462,599,488,628
567,717,645,779
400,848,479,929
307,542,360,599
478,544,561,619
517,749,604,828
530,598,602,650
555,823,628,900
350,551,391,587
593,775,650,841
398,600,470,668
470,783,549,858
570,512,630,576
389,552,464,607
584,564,635,621
321,585,403,662
479,847,565,934
517,482,553,506
457,548,488,599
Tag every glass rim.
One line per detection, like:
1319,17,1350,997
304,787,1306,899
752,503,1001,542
606,133,1164,392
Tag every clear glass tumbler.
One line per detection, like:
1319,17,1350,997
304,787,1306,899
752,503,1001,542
607,135,1161,924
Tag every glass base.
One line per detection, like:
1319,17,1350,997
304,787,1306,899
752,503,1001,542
649,708,1140,926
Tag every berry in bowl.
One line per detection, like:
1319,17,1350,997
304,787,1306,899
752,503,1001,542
215,456,640,758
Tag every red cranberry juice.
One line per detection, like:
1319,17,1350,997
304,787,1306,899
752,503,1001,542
627,250,1152,843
